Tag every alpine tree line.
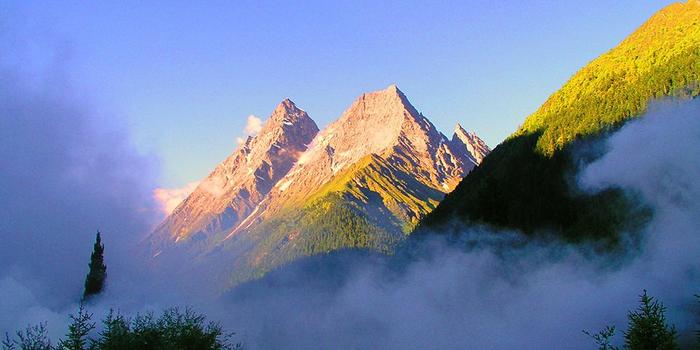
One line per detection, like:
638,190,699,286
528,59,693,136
2,231,240,350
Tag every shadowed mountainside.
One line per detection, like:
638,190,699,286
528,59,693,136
416,0,700,242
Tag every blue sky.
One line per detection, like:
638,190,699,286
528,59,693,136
2,0,674,187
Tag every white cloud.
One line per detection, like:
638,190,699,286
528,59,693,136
244,115,263,136
153,181,200,216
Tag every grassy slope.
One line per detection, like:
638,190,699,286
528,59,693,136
307,154,443,233
418,1,700,241
226,154,446,285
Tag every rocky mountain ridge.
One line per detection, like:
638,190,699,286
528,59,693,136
222,84,485,239
149,85,490,284
150,99,318,250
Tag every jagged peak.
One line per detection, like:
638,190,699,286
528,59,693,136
316,85,447,155
344,84,424,126
385,83,400,93
451,124,490,164
264,98,318,131
272,98,302,117
376,83,409,103
358,84,405,102
279,98,297,109
452,123,483,141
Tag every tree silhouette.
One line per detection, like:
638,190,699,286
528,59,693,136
2,323,52,350
623,290,678,350
58,303,95,350
83,231,107,300
583,325,618,350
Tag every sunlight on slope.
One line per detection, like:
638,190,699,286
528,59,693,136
519,0,700,154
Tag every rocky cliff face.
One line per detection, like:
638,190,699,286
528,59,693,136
150,99,318,250
452,123,490,164
224,85,488,235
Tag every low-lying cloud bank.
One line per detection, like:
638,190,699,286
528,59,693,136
211,99,700,349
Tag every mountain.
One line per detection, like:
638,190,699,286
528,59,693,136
417,0,700,242
227,85,482,234
452,123,489,164
149,99,319,253
216,85,488,283
149,84,489,286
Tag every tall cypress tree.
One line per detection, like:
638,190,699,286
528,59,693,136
83,231,107,300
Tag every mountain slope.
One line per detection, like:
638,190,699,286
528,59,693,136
417,0,700,241
149,100,318,252
521,0,700,155
150,85,489,287
222,154,450,284
211,85,489,285
224,85,483,234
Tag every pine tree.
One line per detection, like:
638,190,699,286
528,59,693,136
3,323,52,350
1,333,13,350
83,231,107,300
58,303,95,350
583,325,619,350
93,310,133,350
623,290,678,350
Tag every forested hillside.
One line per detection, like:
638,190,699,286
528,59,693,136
417,0,700,241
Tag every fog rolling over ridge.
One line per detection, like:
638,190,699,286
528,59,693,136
213,98,700,349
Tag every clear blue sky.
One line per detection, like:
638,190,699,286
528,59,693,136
2,1,675,187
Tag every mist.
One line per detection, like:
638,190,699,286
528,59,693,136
1,37,699,348
208,98,700,349
0,45,162,336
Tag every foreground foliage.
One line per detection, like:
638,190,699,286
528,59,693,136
585,290,684,350
3,323,53,350
2,306,240,350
